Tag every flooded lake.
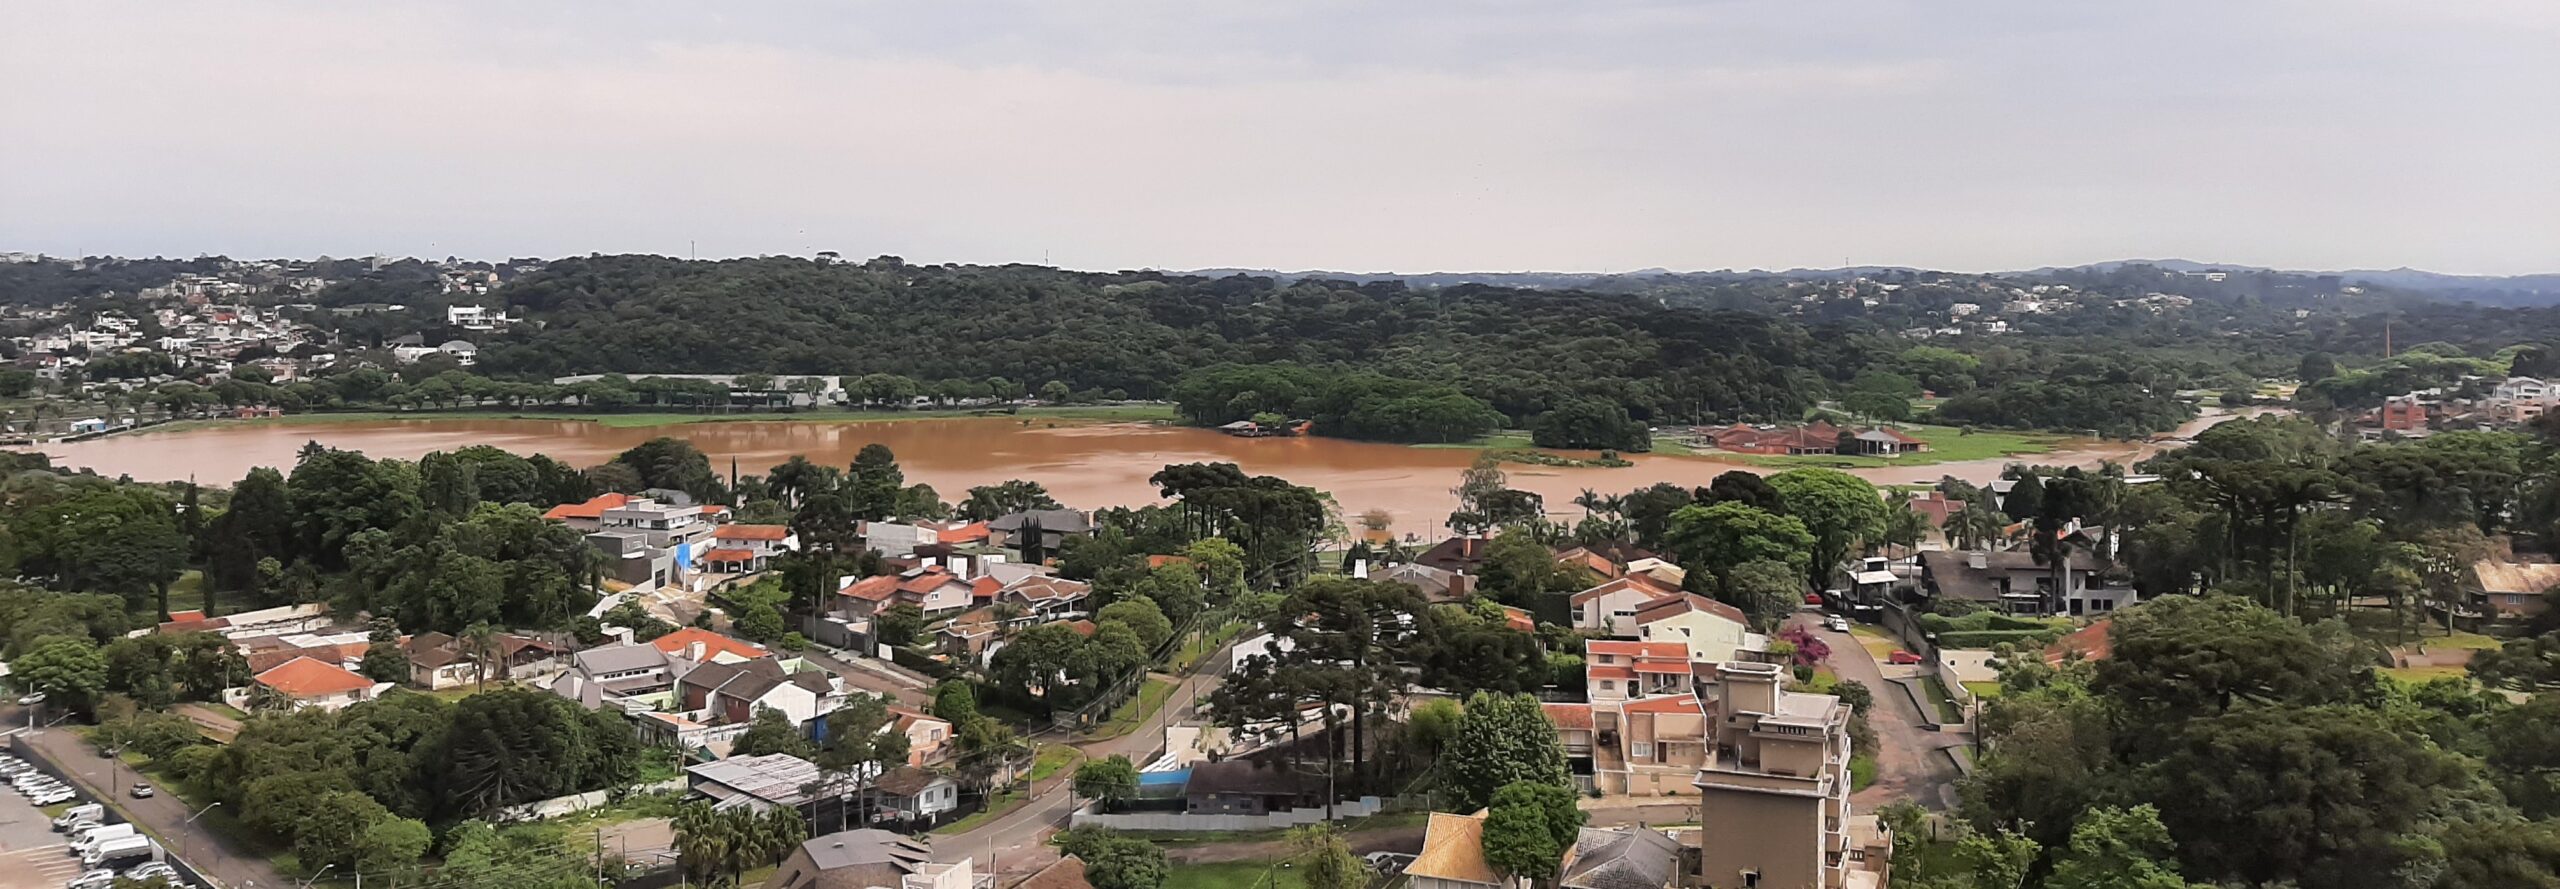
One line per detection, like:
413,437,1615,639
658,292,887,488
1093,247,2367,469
38,416,2168,537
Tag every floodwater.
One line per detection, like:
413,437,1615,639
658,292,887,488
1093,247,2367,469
36,416,2181,536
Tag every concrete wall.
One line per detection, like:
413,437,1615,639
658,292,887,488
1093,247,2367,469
1071,796,1384,831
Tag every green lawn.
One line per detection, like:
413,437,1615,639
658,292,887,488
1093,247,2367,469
1082,677,1177,740
1962,680,2003,700
165,570,207,615
1172,621,1248,672
1165,861,1308,889
1027,745,1083,783
1713,424,2063,469
2383,664,2472,686
932,790,1023,835
1850,753,1879,791
1849,625,1903,661
152,403,1179,432
1414,430,1537,450
1917,675,1964,723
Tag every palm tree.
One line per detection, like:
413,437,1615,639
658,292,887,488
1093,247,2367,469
463,621,500,690
1572,488,1604,518
1946,494,2005,553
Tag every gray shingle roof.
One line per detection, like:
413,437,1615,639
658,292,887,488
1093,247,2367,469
1562,827,1680,889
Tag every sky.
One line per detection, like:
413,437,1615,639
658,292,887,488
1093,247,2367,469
4,1,2556,275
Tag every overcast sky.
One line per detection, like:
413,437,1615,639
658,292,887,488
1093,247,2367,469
4,1,2556,275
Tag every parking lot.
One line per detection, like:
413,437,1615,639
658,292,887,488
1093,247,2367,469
0,756,87,889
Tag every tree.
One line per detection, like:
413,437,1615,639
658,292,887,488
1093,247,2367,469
353,816,434,882
1074,755,1142,809
2140,706,2466,888
732,706,818,759
2045,805,2206,889
1288,824,1372,889
359,639,411,684
959,480,1062,521
1059,828,1167,889
1481,780,1585,885
1766,469,1889,587
15,636,106,712
1097,598,1173,652
1530,400,1651,451
1663,502,1815,582
1441,692,1571,812
875,604,925,648
1719,560,1804,632
2091,595,2367,720
2298,351,2338,383
1954,828,2041,889
1185,537,1249,601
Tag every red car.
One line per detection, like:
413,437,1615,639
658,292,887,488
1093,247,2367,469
1887,650,1924,665
1801,593,1824,605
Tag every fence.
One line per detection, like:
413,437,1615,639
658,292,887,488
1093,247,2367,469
496,779,686,821
1069,796,1387,832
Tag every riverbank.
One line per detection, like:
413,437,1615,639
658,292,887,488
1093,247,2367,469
1424,423,2060,469
137,402,1183,434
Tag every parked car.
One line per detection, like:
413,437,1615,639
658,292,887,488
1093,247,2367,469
1824,615,1850,632
1801,592,1824,605
128,783,152,799
32,789,80,806
1887,650,1924,665
1362,852,1416,874
123,862,176,882
66,868,117,889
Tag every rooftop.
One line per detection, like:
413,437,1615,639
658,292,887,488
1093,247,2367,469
1407,812,1499,885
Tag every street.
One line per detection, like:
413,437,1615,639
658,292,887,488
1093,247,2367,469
1784,613,1966,811
10,717,287,889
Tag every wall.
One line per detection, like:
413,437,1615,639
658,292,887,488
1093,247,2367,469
1070,796,1384,832
498,781,687,821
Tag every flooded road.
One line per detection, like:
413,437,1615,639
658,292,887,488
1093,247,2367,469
36,415,2190,537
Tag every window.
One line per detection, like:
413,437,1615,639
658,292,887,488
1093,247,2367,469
1599,680,1614,692
1631,741,1653,759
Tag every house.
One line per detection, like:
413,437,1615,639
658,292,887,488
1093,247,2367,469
1585,641,1698,703
1182,759,1324,815
1622,558,1687,589
1554,546,1626,580
1708,421,1841,456
2489,376,2558,424
1561,827,1682,889
1631,594,1756,664
689,753,834,814
862,522,942,558
889,708,953,766
1691,661,1881,889
237,631,372,674
2470,556,2560,621
1845,427,1926,456
841,567,976,616
1569,575,1682,637
403,630,570,689
654,627,774,665
760,829,936,889
550,643,685,709
996,575,1092,621
1547,702,1596,763
1372,561,1473,601
2379,394,2430,432
677,657,840,727
1414,537,1493,575
543,492,634,533
987,509,1093,557
1915,549,2137,617
1408,811,1522,889
922,520,991,547
1594,694,1710,797
437,340,477,364
251,656,382,712
867,766,961,824
704,524,799,574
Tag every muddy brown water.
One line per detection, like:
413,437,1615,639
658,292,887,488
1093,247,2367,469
35,417,2168,537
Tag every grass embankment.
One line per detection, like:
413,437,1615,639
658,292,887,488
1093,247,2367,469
1717,424,2063,469
143,403,1180,433
1917,675,1965,723
1082,677,1178,741
1849,625,1903,662
932,790,1024,835
1166,861,1309,889
1026,745,1083,783
1962,681,2003,700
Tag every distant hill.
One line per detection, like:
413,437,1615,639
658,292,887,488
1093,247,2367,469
1181,260,2560,303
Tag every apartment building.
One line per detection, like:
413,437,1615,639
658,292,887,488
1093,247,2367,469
1693,661,1884,889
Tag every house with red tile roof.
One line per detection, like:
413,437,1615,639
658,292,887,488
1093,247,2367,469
996,575,1093,620
542,492,633,531
837,566,975,616
1846,426,1929,456
1708,421,1842,455
251,656,381,712
1631,593,1759,664
1585,640,1701,703
1568,575,1683,637
888,707,953,766
1415,537,1494,574
651,627,772,665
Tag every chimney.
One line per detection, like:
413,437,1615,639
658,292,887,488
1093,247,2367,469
1967,551,1987,570
688,641,706,661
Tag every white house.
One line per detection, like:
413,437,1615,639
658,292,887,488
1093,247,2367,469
1568,575,1682,637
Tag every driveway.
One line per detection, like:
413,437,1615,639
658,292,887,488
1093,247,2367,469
12,720,288,889
1786,613,1964,811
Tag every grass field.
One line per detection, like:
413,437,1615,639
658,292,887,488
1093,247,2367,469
1714,424,2063,469
164,570,207,614
1850,625,1903,662
146,403,1179,433
1962,680,2004,700
932,790,1023,835
2383,664,2472,685
1165,861,1308,889
1918,675,1964,723
1083,677,1177,741
1027,744,1083,783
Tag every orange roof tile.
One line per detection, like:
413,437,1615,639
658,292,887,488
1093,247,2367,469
1622,695,1705,714
1543,702,1594,731
713,524,791,541
2044,619,2114,665
1568,574,1680,606
1500,606,1536,633
1632,662,1695,675
1146,554,1192,568
1588,665,1636,681
1586,640,1688,659
1632,592,1749,628
247,641,370,674
650,627,769,662
842,575,902,602
933,521,990,544
254,656,375,698
543,492,631,521
700,547,759,562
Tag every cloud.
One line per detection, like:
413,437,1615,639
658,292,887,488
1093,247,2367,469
1,1,2553,274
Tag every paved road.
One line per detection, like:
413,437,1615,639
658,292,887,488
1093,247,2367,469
799,647,935,707
932,664,1229,876
1787,613,1964,811
14,721,287,889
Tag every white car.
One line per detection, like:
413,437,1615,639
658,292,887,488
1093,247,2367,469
122,863,176,881
65,869,116,889
30,789,79,806
1363,852,1416,874
1824,615,1850,632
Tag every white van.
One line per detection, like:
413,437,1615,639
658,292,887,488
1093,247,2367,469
70,823,136,853
53,803,106,830
80,836,157,869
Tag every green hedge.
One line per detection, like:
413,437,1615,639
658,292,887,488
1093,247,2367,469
1921,611,2071,633
1936,628,2068,650
890,645,956,679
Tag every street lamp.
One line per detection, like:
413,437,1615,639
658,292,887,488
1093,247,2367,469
18,692,43,732
296,863,335,889
179,802,222,863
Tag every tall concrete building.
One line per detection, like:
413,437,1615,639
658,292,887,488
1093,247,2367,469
1692,661,1886,889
